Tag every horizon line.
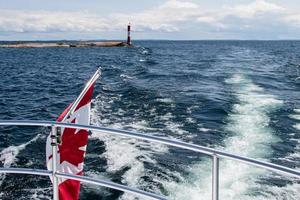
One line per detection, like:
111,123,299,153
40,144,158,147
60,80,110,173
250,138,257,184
1,39,300,42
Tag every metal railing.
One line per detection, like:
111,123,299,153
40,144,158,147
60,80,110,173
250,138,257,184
0,120,300,200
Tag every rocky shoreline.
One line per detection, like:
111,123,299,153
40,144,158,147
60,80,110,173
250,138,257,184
0,41,131,48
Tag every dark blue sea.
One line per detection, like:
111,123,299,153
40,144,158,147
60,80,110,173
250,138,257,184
0,41,300,200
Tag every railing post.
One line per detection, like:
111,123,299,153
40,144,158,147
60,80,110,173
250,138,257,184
212,154,219,200
51,125,59,200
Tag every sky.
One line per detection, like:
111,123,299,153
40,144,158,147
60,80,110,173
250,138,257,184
0,0,300,40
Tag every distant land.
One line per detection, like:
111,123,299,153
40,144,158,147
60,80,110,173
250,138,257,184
0,24,133,48
0,41,131,48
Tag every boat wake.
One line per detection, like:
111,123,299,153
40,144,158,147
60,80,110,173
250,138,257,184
0,134,41,186
165,74,284,200
90,73,300,199
90,93,169,199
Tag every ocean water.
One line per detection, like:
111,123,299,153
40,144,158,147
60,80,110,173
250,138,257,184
0,41,300,199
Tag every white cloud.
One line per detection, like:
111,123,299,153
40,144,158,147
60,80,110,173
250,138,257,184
284,14,300,27
0,0,201,34
197,15,226,29
0,0,300,39
112,0,200,32
196,0,286,30
160,0,199,9
226,0,285,19
0,10,111,33
192,0,300,39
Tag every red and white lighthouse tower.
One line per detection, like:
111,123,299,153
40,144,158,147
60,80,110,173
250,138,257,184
127,23,131,45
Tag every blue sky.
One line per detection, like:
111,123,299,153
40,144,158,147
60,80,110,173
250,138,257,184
0,0,300,40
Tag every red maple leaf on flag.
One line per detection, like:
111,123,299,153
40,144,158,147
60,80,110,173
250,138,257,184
58,120,88,167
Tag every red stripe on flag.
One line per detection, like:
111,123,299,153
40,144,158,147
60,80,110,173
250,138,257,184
59,171,83,200
57,102,73,122
75,85,94,112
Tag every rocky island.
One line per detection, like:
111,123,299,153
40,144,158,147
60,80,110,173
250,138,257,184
0,24,133,48
0,41,131,48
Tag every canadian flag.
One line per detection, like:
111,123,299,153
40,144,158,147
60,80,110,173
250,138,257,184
46,69,100,200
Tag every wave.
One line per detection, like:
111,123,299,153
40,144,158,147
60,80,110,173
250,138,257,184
165,74,284,200
28,187,52,200
139,47,151,55
120,74,134,80
0,133,41,185
89,71,298,200
259,117,300,200
90,94,169,199
269,109,300,200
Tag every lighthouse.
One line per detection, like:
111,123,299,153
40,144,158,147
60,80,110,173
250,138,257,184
127,23,131,45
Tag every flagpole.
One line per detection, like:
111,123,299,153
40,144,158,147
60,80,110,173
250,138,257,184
51,125,59,200
51,68,101,199
62,68,101,122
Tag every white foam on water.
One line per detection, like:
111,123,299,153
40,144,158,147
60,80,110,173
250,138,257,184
198,127,211,132
0,134,41,192
0,134,41,185
290,109,300,130
164,121,188,135
28,187,52,200
293,124,300,130
273,108,300,199
81,171,115,197
186,105,200,114
156,112,174,123
142,50,149,55
186,117,195,123
90,94,170,199
0,135,39,168
120,74,134,80
165,74,284,200
259,183,300,200
156,98,174,103
289,114,300,121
